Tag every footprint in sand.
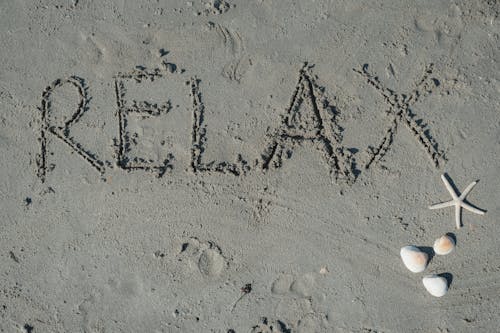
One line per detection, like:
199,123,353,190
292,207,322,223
270,273,330,332
177,237,227,278
271,273,317,298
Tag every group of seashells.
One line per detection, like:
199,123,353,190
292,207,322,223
400,234,455,297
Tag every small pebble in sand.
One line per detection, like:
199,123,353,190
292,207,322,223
433,235,455,255
422,274,448,297
400,246,428,273
162,61,177,73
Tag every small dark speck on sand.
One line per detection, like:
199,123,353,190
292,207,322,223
9,251,20,263
24,324,34,333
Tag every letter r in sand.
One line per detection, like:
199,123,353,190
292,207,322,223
37,76,105,182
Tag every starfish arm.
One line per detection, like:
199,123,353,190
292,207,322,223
459,181,477,200
441,174,458,199
455,204,462,229
461,201,486,215
428,200,455,209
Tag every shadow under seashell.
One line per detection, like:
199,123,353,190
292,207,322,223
433,235,455,255
439,272,453,288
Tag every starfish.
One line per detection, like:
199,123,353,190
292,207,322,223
429,174,486,229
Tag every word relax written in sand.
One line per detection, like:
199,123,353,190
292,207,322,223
36,63,446,184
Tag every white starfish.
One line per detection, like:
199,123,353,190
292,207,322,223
429,174,486,229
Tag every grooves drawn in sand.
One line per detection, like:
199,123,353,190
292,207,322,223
37,76,105,182
190,77,251,176
114,66,176,176
209,22,252,83
35,62,447,183
211,22,243,55
261,63,357,184
353,63,445,169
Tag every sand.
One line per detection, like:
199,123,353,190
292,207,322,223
0,0,499,332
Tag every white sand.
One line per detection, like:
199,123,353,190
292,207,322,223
0,0,499,332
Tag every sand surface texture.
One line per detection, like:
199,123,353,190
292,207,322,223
1,0,499,332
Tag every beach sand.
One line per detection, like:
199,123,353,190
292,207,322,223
0,0,499,332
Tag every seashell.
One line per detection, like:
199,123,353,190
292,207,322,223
422,274,448,297
433,235,455,255
400,246,428,273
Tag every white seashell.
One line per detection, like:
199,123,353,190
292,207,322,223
400,246,428,273
422,274,448,297
433,235,455,255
